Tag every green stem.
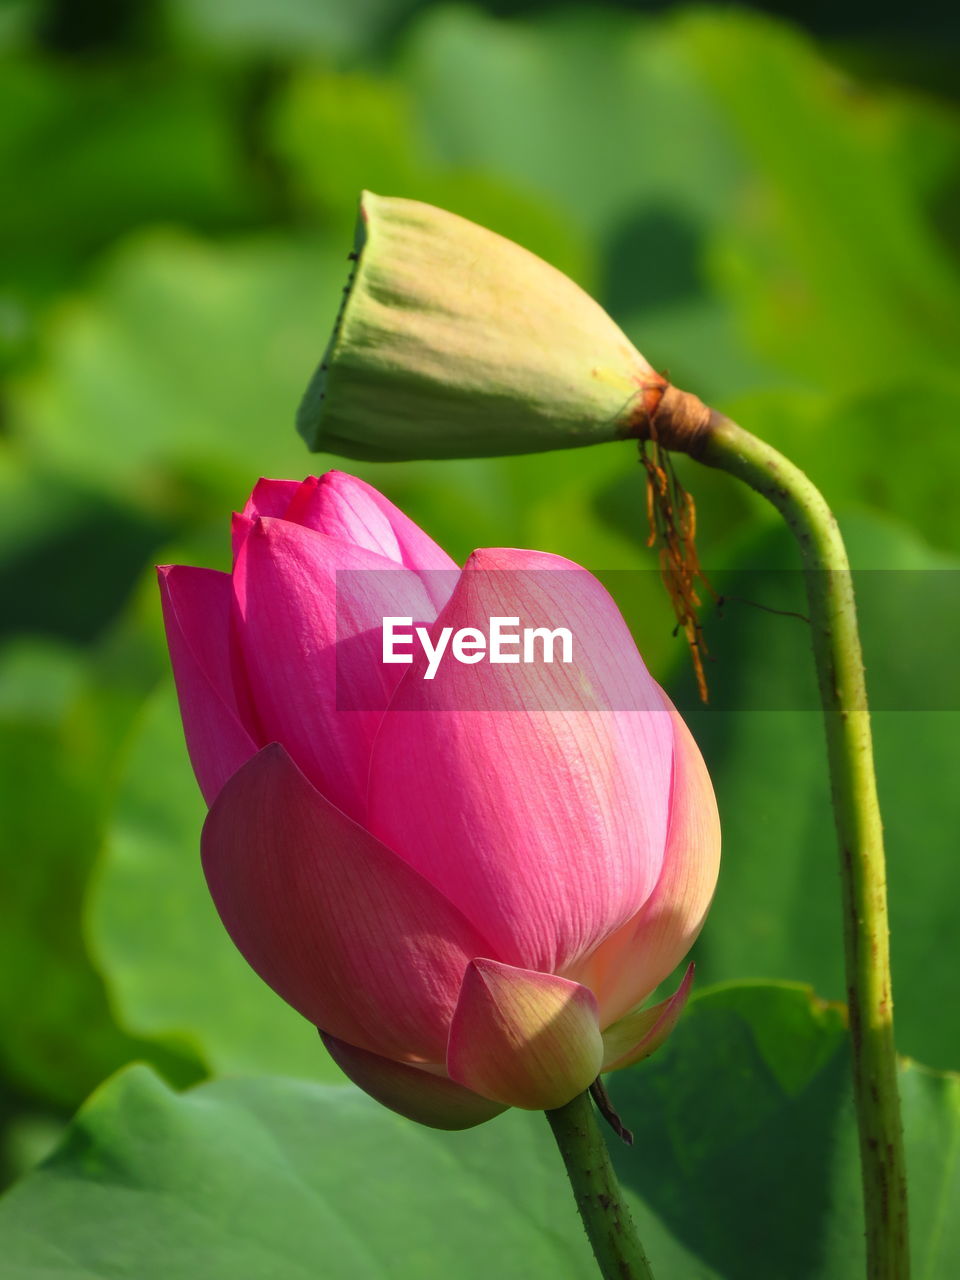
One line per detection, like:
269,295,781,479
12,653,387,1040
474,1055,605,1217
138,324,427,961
697,412,909,1279
545,1090,655,1280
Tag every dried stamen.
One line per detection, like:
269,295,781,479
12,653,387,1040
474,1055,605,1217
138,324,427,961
639,420,716,702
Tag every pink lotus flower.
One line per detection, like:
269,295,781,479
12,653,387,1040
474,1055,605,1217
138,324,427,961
159,472,720,1128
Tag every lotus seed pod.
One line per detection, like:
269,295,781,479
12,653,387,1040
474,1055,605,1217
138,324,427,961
297,191,674,461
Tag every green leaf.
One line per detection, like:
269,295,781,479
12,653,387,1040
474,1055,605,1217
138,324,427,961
0,1067,595,1280
606,983,960,1279
0,640,196,1108
0,57,260,368
673,513,960,1071
0,459,174,644
1,985,957,1277
712,381,960,556
400,7,741,243
396,6,782,401
0,1,36,55
88,679,344,1081
398,6,960,414
167,0,417,60
271,66,593,289
677,10,960,394
10,231,342,500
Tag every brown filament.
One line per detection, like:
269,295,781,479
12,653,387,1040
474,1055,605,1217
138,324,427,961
638,420,716,702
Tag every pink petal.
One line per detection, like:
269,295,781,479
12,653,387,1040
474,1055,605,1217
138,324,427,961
241,478,302,522
287,472,459,612
231,516,439,820
446,959,602,1110
367,548,674,974
600,963,694,1072
157,565,258,804
201,745,495,1063
285,473,403,562
323,471,459,572
571,704,721,1024
231,511,256,564
321,1032,507,1130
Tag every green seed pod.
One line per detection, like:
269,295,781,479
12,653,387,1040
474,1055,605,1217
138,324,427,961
297,191,673,461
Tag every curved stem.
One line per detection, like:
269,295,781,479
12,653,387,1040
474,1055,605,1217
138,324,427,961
545,1090,655,1280
697,412,909,1279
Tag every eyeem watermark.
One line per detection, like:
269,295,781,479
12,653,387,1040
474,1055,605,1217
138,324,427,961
383,616,574,680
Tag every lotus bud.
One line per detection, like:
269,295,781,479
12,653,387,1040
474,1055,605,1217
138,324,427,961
297,192,710,461
159,472,721,1128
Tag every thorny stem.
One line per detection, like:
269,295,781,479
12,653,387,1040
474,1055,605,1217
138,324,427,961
694,411,909,1279
545,1090,655,1280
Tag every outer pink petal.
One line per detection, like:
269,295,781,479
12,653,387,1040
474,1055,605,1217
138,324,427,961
571,705,721,1025
287,472,459,612
157,565,258,804
446,959,603,1110
367,548,674,974
320,1032,507,1130
201,744,495,1063
231,516,438,820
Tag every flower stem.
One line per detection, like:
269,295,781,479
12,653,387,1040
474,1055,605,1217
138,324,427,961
696,412,909,1278
545,1090,655,1280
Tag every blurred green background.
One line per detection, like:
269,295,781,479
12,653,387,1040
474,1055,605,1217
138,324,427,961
1,0,959,1249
